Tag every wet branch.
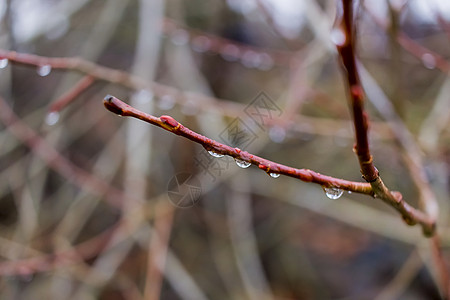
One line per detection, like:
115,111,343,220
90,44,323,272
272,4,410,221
103,95,372,195
334,0,435,236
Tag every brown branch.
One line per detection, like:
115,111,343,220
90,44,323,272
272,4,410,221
103,95,370,195
335,0,378,182
334,0,435,236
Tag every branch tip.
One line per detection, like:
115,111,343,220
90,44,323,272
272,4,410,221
103,95,125,116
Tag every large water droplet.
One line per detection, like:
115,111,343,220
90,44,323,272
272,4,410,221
171,29,189,46
158,95,176,110
191,36,211,53
269,172,280,178
323,186,343,200
0,58,8,69
45,111,60,126
37,65,52,77
330,28,346,46
421,53,436,70
235,159,251,168
208,150,224,158
220,44,240,62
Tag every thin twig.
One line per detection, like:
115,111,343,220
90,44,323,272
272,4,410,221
103,95,372,194
0,96,140,209
48,75,95,113
334,0,435,236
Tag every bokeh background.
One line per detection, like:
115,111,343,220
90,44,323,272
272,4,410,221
0,0,449,299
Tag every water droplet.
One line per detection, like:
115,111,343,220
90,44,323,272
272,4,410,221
0,58,8,69
37,64,52,77
171,29,189,46
191,36,211,53
220,44,240,62
45,111,60,126
158,95,176,110
421,53,436,70
330,28,346,46
235,159,251,168
323,186,343,200
269,172,280,178
208,150,224,158
269,126,286,143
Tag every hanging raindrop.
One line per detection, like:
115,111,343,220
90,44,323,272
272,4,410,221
269,172,280,178
208,150,224,158
37,65,52,77
0,58,8,69
323,186,343,200
235,159,251,168
45,111,60,126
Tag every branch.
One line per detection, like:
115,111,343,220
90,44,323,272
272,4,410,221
103,95,372,195
334,0,435,236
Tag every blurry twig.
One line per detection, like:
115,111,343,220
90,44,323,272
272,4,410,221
0,49,397,140
363,3,450,73
374,250,422,300
228,176,274,300
0,95,141,209
144,202,175,300
48,75,95,113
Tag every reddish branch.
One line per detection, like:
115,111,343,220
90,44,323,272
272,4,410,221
334,0,436,236
103,95,373,195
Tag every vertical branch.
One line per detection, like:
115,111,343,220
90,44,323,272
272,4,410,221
335,0,378,182
334,0,436,236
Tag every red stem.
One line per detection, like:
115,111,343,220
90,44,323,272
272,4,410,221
103,95,373,195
